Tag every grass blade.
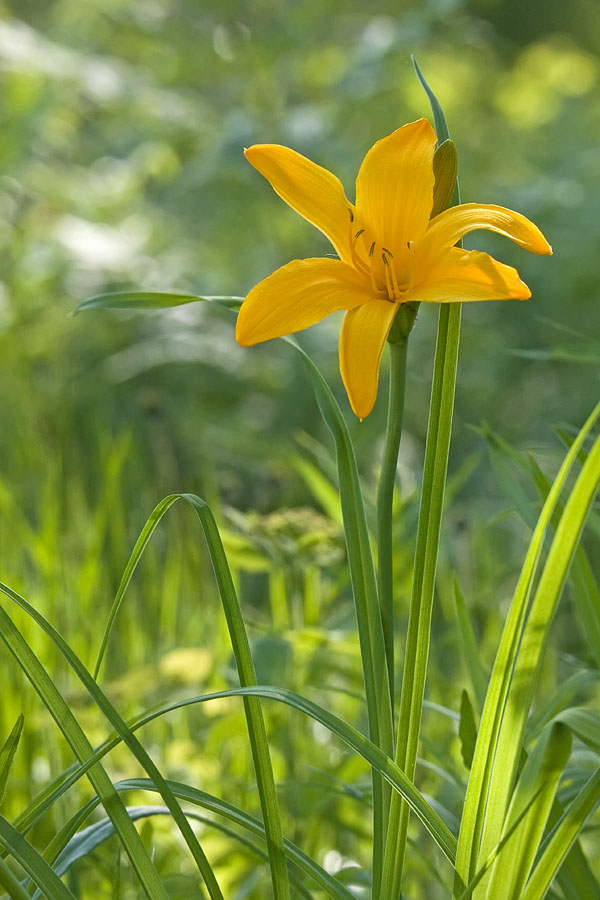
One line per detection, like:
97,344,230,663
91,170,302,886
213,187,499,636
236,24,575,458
484,722,572,899
0,715,24,808
475,427,600,887
73,292,243,314
455,401,600,892
40,801,314,900
90,491,290,897
0,814,77,900
0,584,222,900
182,494,290,898
0,854,32,900
284,337,394,889
0,602,169,900
15,683,457,867
93,494,180,679
522,768,600,900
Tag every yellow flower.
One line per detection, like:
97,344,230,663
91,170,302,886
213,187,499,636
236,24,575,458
236,118,552,419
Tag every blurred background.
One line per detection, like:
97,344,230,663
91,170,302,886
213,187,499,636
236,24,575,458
0,0,598,895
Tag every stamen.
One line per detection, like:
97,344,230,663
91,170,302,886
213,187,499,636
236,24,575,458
368,242,379,294
388,253,402,300
406,241,415,291
382,252,395,301
348,220,370,277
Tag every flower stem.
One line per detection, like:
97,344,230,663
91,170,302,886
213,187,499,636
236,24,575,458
379,301,462,899
377,335,409,708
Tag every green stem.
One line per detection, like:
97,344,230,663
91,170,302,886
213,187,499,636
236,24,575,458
377,336,409,708
290,341,394,895
380,301,462,899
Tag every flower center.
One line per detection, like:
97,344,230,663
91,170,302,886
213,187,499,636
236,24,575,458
348,210,413,302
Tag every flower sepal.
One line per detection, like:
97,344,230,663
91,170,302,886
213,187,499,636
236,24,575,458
387,302,418,344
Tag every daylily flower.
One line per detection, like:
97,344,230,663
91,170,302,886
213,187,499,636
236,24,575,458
236,118,552,419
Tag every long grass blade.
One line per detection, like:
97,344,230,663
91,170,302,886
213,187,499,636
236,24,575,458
0,715,24,807
0,814,77,900
40,788,347,900
455,401,600,892
37,805,310,900
475,428,600,888
521,768,600,900
284,337,394,889
15,683,457,866
484,722,572,899
0,853,32,900
0,583,223,900
73,292,243,314
0,603,169,900
182,494,290,897
87,491,289,896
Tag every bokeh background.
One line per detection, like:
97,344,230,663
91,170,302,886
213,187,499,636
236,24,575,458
0,0,598,896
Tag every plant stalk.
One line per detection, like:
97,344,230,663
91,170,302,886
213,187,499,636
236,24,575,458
377,335,409,709
379,301,462,898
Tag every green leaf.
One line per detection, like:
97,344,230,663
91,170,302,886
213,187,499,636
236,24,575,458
455,401,600,893
0,715,24,808
36,806,312,900
90,491,289,898
16,682,457,870
283,337,394,890
485,722,572,899
474,426,600,891
0,814,77,900
554,708,600,754
0,854,32,900
72,291,243,315
459,691,478,770
0,583,222,900
522,768,600,900
412,56,451,145
0,599,169,900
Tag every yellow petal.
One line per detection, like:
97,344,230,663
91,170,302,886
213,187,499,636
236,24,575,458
355,119,437,270
406,247,532,303
415,203,552,272
236,257,373,346
339,299,398,419
245,145,354,264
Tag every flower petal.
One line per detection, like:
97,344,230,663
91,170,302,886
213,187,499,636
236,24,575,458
236,257,373,346
415,203,552,272
406,247,532,303
245,144,354,263
355,118,437,269
339,299,398,419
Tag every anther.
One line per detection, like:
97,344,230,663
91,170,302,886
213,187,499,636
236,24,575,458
369,241,376,257
348,208,354,223
355,229,365,239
